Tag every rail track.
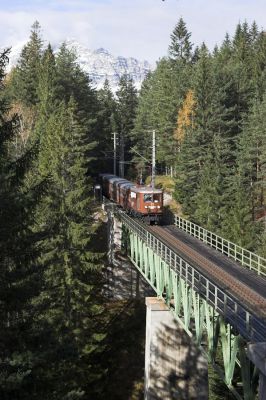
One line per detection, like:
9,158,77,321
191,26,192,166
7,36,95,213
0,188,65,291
148,225,266,319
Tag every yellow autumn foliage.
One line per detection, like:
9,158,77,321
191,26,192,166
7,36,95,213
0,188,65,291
174,89,196,144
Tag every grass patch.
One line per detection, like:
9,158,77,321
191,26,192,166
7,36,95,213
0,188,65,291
145,175,175,193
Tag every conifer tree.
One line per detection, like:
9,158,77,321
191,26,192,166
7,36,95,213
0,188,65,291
5,21,44,151
56,43,99,124
116,74,138,176
175,43,236,223
230,22,259,114
96,79,117,172
11,21,43,106
193,136,228,231
219,33,233,62
133,56,191,176
31,99,104,398
37,44,57,111
131,72,155,173
4,26,106,398
250,25,266,97
132,19,194,177
231,94,266,252
175,44,214,215
32,43,58,149
169,18,193,62
221,173,259,249
0,49,41,399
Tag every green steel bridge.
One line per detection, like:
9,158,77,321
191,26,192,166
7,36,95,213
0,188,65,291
107,205,266,400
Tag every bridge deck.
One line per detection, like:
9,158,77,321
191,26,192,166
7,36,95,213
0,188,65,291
148,225,266,319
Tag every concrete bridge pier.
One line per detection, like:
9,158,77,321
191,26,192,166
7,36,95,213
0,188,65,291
145,297,208,400
247,343,266,400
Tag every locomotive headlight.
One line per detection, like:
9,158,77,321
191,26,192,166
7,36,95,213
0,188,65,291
157,206,160,209
145,206,148,209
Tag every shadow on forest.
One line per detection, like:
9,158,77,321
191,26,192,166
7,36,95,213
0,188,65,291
96,299,147,400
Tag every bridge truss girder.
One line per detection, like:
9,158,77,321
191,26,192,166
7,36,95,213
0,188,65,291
119,214,259,400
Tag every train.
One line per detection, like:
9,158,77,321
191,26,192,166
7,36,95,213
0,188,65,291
99,174,164,224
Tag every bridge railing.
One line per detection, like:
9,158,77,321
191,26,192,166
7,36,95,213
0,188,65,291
174,215,266,278
118,210,266,343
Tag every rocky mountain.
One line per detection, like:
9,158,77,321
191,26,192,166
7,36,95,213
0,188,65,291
5,39,152,93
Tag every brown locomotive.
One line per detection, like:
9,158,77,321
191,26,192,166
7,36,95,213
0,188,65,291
100,174,163,224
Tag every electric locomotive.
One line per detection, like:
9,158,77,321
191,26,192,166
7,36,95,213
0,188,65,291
99,174,163,224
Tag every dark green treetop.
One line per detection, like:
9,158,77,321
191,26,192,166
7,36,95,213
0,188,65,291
169,17,193,62
12,21,43,106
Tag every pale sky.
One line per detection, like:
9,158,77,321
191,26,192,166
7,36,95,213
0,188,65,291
0,0,265,63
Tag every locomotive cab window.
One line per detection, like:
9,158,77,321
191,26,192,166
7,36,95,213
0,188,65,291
144,194,153,202
153,194,161,203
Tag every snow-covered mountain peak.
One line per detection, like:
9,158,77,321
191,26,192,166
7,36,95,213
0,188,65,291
59,40,151,92
4,39,151,93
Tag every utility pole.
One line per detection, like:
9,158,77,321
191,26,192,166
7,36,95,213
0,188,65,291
119,134,125,178
151,130,156,190
112,132,117,176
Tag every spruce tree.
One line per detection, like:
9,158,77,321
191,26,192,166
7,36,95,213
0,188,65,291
116,74,138,177
175,44,214,215
31,43,58,149
56,42,99,124
5,26,106,398
11,21,43,106
250,24,266,97
175,42,237,226
0,49,41,399
31,99,104,398
221,173,259,249
55,42,100,168
169,17,193,62
37,44,57,111
132,19,194,177
232,94,266,252
133,56,191,176
193,136,228,231
96,79,117,172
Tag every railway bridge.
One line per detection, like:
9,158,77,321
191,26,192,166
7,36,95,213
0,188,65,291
105,202,266,400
